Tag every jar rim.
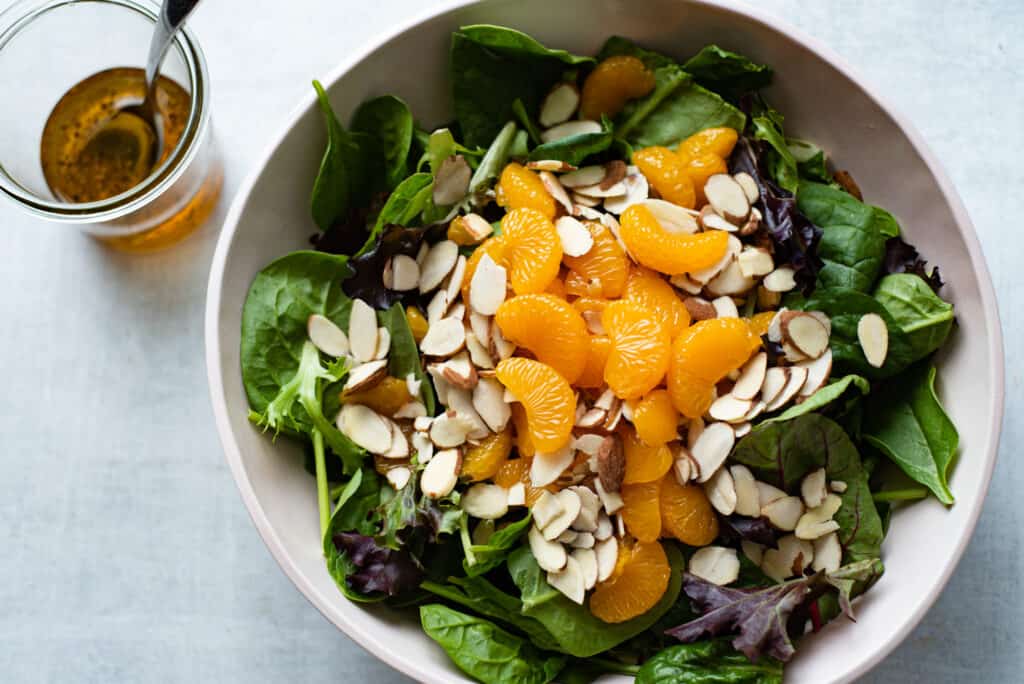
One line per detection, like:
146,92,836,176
0,0,210,222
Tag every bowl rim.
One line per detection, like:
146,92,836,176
204,1,1005,681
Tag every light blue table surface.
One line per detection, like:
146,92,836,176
1,1,1018,681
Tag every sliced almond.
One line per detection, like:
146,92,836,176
705,260,756,297
557,529,578,545
684,296,717,322
348,299,379,362
473,377,511,432
594,478,624,515
690,234,741,284
830,480,848,494
307,314,350,357
780,311,829,360
801,468,828,509
732,352,767,400
595,536,618,582
760,367,789,406
797,348,833,396
761,495,804,531
705,174,750,224
691,422,735,483
766,366,808,412
596,434,625,493
373,327,391,360
529,524,567,572
381,420,410,459
638,198,698,234
763,266,797,293
572,192,601,208
435,352,477,390
737,247,774,278
603,399,623,431
574,180,627,199
489,320,516,360
395,401,427,420
412,431,434,464
418,240,459,293
338,404,392,454
576,407,607,429
762,535,814,582
708,394,753,423
547,554,585,604
673,453,693,484
420,317,465,357
555,216,594,257
711,296,739,319
420,447,461,498
689,546,740,586
541,120,602,144
413,416,433,432
442,254,467,303
539,82,580,127
445,387,490,441
756,481,788,508
571,433,604,457
527,159,577,173
469,312,491,346
812,532,842,573
704,467,737,515
858,313,889,368
570,485,601,533
687,418,705,450
741,540,765,566
532,490,565,529
700,204,739,233
387,254,420,291
670,273,705,295
582,311,605,335
730,465,761,517
429,411,472,448
560,165,605,188
734,172,760,203
542,488,583,541
343,359,389,394
461,213,494,243
385,466,412,490
426,289,451,325
573,204,604,220
426,365,450,405
433,156,471,206
462,483,509,520
448,302,466,322
531,444,575,487
594,513,613,541
599,160,628,190
465,330,495,369
602,173,649,214
539,170,574,214
739,207,762,236
415,241,430,267
507,482,526,506
733,422,752,438
573,548,598,589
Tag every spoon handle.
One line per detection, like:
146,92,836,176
144,0,203,91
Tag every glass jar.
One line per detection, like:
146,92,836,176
0,0,220,251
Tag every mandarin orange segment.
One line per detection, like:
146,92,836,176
622,426,674,483
495,162,556,218
496,358,575,453
619,203,730,276
501,208,563,294
495,294,589,383
601,299,671,400
620,479,663,542
545,273,568,299
633,146,697,208
576,335,611,389
563,222,630,298
660,475,719,546
446,215,485,246
564,269,605,298
685,152,729,205
623,267,691,337
510,403,536,458
579,55,656,121
461,428,513,482
462,236,509,303
492,456,552,505
677,127,739,161
589,540,671,623
405,306,429,343
632,389,680,446
667,318,761,418
342,377,412,417
747,311,776,337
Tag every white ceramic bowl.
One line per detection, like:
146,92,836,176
205,1,1004,681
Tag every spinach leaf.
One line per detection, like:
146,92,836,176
788,139,831,184
800,287,915,379
751,113,798,194
528,117,614,166
797,181,889,293
468,121,518,195
507,543,684,657
377,303,435,414
682,45,773,102
420,604,565,684
512,98,543,145
731,414,884,563
863,362,958,504
350,95,414,190
873,274,954,360
764,375,870,424
451,26,592,149
637,640,783,684
423,128,456,174
464,513,532,576
357,172,434,256
597,36,676,69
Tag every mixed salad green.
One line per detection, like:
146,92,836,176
239,26,958,683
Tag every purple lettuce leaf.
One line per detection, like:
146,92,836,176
334,531,424,597
718,515,779,547
342,224,429,309
883,236,944,293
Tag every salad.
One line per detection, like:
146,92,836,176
240,25,958,683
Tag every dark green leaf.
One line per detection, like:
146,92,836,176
763,375,870,424
357,172,434,256
350,95,414,190
637,640,783,684
863,362,958,504
512,98,543,145
751,114,798,194
468,121,518,195
377,303,435,414
873,274,954,360
596,36,676,70
682,45,773,101
464,513,532,576
507,543,684,657
323,468,388,602
420,604,566,684
731,414,884,563
528,117,614,166
788,139,831,184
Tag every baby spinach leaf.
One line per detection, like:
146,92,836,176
873,274,954,360
468,121,518,195
507,543,684,658
350,95,414,191
682,45,773,102
377,303,435,414
465,512,532,576
863,362,958,504
751,113,798,194
731,414,883,563
763,375,870,424
420,604,566,684
800,287,916,379
357,172,434,256
636,640,783,684
788,139,831,184
527,117,614,166
597,36,676,70
797,181,890,293
512,98,543,145
451,26,591,149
